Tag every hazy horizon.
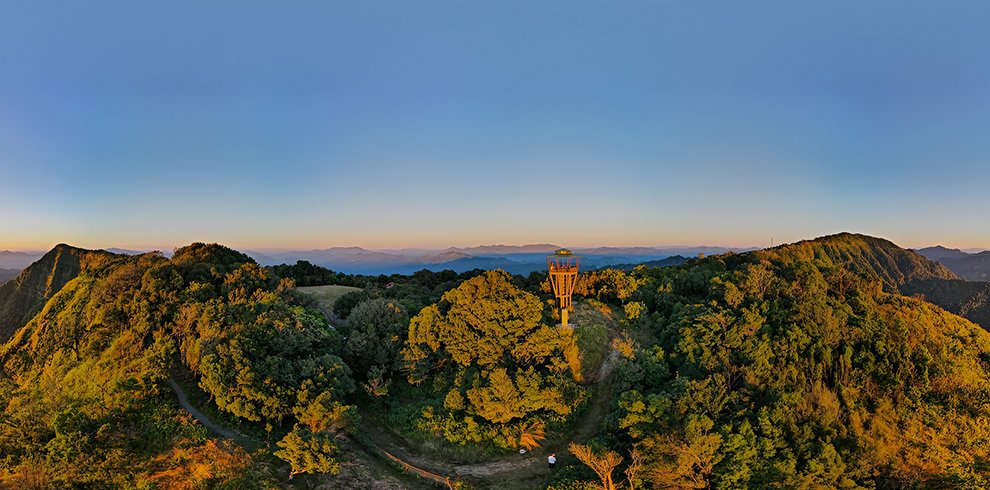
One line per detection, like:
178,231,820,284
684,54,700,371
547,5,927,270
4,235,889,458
3,2,990,251
1,232,987,256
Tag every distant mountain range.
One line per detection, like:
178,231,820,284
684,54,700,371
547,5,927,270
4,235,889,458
8,242,990,279
7,234,990,335
916,246,990,281
240,244,753,275
0,244,753,277
0,250,44,270
0,269,19,285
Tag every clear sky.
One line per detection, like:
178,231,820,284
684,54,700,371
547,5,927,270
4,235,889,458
2,1,989,251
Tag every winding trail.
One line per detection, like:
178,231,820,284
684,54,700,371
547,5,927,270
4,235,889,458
162,342,624,485
166,378,259,450
363,348,623,481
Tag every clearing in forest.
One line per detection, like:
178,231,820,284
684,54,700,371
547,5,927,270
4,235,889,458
297,284,362,310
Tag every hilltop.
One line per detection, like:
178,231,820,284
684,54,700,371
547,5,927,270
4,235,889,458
754,232,959,288
0,242,362,487
749,233,990,331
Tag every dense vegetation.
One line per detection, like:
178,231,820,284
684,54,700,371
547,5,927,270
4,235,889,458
2,233,990,488
555,235,990,488
0,244,355,487
267,260,360,288
400,270,587,448
0,245,110,343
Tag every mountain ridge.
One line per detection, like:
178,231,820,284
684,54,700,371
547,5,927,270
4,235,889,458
0,244,120,342
916,245,971,262
914,246,990,282
937,251,990,282
743,233,990,330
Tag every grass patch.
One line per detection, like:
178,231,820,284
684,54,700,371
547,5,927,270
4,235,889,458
570,301,615,382
297,284,362,311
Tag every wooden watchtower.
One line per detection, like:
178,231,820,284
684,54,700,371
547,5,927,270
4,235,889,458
547,249,579,327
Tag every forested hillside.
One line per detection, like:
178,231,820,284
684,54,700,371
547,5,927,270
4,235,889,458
557,235,990,488
0,244,355,487
937,251,990,282
753,233,959,288
755,233,990,332
0,245,116,343
2,234,990,488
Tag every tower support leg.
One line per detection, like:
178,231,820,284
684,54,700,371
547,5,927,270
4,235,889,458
561,308,568,327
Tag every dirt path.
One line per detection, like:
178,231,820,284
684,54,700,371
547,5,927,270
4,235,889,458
166,378,259,450
363,348,623,482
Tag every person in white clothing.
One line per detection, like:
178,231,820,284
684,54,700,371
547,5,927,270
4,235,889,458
548,453,556,470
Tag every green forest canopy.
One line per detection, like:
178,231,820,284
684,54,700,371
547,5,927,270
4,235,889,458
1,234,990,488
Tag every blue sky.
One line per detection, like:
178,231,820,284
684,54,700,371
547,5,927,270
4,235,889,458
2,1,989,250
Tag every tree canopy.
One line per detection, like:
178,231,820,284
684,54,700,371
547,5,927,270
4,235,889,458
0,243,356,486
401,270,586,447
600,245,990,488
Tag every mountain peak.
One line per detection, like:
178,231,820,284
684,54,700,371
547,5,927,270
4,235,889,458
756,233,959,289
915,245,971,262
0,245,116,342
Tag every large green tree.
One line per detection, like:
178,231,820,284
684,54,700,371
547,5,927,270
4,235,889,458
342,298,409,378
402,270,585,445
405,269,551,373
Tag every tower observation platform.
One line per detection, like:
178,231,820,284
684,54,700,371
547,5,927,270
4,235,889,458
547,249,579,327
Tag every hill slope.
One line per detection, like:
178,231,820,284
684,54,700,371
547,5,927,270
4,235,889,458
0,243,355,487
749,233,990,331
614,235,990,487
0,244,117,342
938,251,990,282
916,246,990,282
753,233,959,288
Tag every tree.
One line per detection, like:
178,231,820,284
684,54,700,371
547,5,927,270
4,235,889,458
544,269,641,304
570,443,624,490
466,368,526,424
343,298,408,378
405,270,545,372
400,270,585,446
274,427,341,479
515,420,546,451
293,391,357,434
